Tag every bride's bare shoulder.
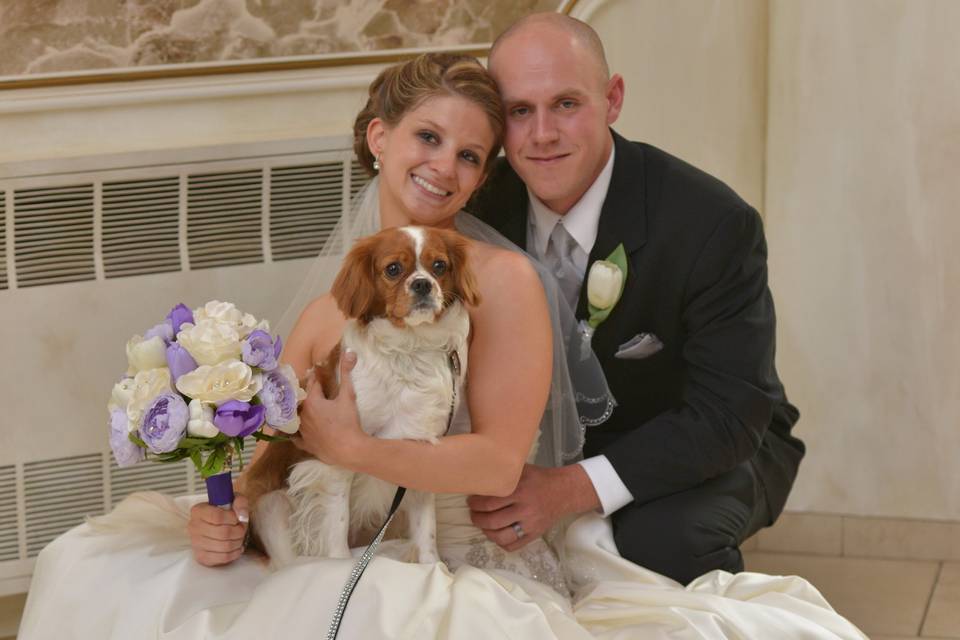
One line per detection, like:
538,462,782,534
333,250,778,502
288,294,346,365
466,242,542,303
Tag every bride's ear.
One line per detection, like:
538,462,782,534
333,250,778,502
366,117,387,162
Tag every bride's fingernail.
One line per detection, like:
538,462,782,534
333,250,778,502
237,512,249,523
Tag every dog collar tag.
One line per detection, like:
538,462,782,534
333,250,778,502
448,350,461,379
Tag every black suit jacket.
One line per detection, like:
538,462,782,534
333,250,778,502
469,132,804,521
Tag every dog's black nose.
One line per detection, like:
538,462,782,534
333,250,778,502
411,278,433,296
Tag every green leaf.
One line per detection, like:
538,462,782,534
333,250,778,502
189,449,203,474
177,436,217,448
251,431,293,443
235,437,245,472
200,446,227,479
128,432,147,449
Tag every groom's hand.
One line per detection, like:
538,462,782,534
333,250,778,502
467,464,601,551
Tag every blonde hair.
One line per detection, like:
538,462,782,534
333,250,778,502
353,53,504,175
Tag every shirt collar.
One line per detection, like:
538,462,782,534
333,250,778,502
528,146,616,258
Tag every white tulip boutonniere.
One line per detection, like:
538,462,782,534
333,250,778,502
578,243,628,359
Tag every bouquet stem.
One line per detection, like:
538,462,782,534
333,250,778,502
204,470,234,510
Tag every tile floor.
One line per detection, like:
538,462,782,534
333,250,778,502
2,513,959,639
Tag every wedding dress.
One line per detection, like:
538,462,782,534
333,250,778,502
20,402,866,640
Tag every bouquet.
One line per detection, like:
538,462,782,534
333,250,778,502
107,300,306,507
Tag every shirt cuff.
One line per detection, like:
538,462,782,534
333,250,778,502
577,455,635,517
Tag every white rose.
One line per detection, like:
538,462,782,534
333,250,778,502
176,319,241,366
107,377,137,412
194,301,260,338
586,260,624,310
176,361,262,405
187,399,219,438
126,368,173,431
125,335,168,375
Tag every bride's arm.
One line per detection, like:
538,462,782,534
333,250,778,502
297,251,552,497
247,295,345,466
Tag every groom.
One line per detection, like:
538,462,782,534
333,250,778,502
467,13,805,585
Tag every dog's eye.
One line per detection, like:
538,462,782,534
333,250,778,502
384,262,403,279
432,260,447,276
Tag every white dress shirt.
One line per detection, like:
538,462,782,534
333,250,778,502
525,147,636,517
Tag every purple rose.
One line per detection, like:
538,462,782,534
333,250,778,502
139,393,189,454
213,400,266,437
108,409,143,467
258,368,297,428
167,303,194,336
144,320,174,345
241,329,281,371
166,342,198,382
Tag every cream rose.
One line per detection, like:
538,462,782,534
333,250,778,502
107,377,137,412
187,399,219,438
193,300,261,338
587,260,624,310
125,335,168,375
126,368,173,431
176,319,242,366
176,361,262,405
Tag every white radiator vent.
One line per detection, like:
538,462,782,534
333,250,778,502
0,466,17,562
109,459,192,509
14,185,96,288
23,454,104,557
187,169,264,269
102,176,181,278
0,194,7,290
350,160,372,200
270,162,343,261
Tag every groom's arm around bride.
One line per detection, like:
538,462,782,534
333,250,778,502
468,13,805,586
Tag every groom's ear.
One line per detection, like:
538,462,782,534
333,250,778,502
604,74,625,126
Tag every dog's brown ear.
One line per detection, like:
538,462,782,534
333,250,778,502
330,235,383,322
440,229,481,308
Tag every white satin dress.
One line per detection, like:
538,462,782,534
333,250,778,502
19,406,867,639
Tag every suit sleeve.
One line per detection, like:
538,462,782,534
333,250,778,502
603,206,782,505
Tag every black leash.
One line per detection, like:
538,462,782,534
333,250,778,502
327,349,461,639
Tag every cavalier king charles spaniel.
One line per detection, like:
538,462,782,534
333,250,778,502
243,225,479,567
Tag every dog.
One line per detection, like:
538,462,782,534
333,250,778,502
243,225,480,568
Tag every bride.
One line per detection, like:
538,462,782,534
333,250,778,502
19,53,866,640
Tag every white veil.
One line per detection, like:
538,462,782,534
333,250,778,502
276,177,615,467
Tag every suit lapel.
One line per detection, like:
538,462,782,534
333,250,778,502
577,132,648,318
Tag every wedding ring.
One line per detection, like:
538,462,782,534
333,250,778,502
511,522,525,541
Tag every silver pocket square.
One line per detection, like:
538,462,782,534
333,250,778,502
614,333,663,360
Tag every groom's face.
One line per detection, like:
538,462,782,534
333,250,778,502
490,26,621,215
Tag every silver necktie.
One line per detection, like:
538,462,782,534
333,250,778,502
545,222,582,311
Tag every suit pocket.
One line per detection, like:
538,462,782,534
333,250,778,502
614,333,663,360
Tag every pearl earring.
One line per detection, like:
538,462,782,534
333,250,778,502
373,155,382,171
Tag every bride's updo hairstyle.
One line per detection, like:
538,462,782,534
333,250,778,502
353,53,504,176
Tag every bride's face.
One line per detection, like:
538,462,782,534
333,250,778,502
369,94,496,228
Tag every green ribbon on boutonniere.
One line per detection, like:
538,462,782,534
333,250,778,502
577,243,628,360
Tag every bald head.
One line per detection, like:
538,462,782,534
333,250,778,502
490,12,610,83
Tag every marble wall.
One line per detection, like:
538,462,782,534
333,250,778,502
0,0,560,78
765,0,960,520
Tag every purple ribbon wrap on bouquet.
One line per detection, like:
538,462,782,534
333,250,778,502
204,471,234,509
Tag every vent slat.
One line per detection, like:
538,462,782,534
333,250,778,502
14,184,95,287
270,161,344,261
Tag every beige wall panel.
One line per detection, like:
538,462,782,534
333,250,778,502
766,0,960,519
580,0,768,208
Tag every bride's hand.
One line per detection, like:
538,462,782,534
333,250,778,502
293,350,366,467
187,494,249,566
